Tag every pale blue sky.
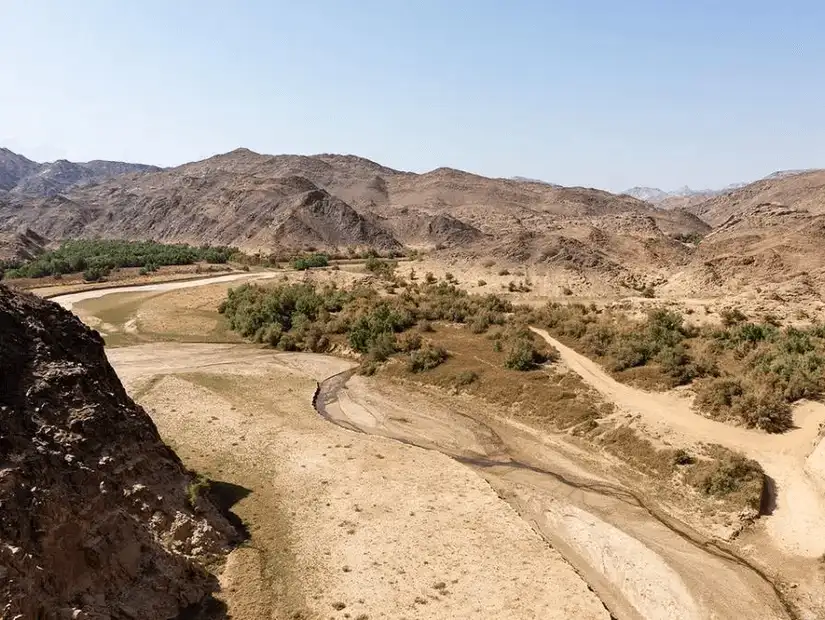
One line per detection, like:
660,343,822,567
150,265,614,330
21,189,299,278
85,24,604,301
1,1,822,191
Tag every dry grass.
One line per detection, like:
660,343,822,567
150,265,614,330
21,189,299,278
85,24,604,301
384,324,609,433
381,323,765,511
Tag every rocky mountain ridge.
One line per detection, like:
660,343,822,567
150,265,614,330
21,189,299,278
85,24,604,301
2,146,824,295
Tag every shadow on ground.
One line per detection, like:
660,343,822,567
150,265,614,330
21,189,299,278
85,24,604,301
207,479,252,541
759,475,777,516
179,479,253,619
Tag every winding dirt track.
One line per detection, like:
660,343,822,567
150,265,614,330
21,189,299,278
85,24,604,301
530,328,825,559
49,277,822,620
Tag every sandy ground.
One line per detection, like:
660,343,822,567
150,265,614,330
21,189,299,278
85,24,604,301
531,328,825,559
109,344,611,620
324,376,789,620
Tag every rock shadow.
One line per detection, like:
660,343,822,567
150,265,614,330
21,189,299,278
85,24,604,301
207,479,252,541
759,474,777,516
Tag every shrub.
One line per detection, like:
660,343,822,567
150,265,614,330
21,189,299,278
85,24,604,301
498,269,510,276
455,370,479,386
348,304,413,353
366,332,397,362
365,256,397,279
398,331,423,352
735,392,793,433
408,344,449,372
695,377,744,414
83,266,108,282
505,339,549,371
425,272,437,284
694,454,764,500
292,253,329,270
673,231,705,244
477,279,487,287
720,307,747,327
672,449,694,466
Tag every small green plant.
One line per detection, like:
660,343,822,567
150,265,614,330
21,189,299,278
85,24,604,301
186,475,210,509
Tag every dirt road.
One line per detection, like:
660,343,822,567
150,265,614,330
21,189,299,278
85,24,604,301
531,327,825,559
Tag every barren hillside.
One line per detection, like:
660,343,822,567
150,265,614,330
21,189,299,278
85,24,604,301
688,169,825,226
0,227,46,262
0,148,715,294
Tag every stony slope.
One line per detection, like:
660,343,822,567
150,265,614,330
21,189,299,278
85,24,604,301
0,285,237,618
687,169,825,226
0,227,46,262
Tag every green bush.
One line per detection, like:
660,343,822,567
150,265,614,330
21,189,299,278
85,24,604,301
292,253,329,270
505,338,549,371
455,370,479,386
348,304,414,353
696,454,763,498
83,266,109,282
408,344,449,372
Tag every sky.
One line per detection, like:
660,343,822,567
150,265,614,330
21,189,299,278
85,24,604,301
1,1,823,192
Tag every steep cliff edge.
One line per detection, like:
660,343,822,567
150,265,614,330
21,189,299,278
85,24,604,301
0,285,237,619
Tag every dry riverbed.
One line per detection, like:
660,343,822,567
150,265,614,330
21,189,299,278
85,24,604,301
49,275,825,619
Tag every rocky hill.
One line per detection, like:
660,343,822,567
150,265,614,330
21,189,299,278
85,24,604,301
0,227,46,262
686,169,825,226
0,285,238,618
0,147,160,198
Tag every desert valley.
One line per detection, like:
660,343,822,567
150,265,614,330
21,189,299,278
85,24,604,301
3,147,825,620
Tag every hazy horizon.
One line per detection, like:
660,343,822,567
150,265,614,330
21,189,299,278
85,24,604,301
2,1,823,192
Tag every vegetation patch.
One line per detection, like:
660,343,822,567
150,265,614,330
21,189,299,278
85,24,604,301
291,253,330,271
531,302,825,432
1,239,235,280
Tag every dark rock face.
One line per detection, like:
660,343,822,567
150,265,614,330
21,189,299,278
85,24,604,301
0,285,235,619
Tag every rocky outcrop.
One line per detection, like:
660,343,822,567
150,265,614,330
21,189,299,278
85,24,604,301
273,189,403,251
0,285,237,619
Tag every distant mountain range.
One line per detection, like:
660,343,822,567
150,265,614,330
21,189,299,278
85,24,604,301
0,148,160,197
623,170,821,205
622,183,748,204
